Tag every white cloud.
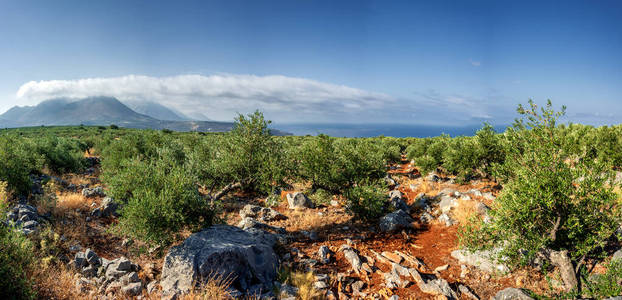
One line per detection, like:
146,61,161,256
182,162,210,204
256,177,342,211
468,58,481,67
15,74,393,122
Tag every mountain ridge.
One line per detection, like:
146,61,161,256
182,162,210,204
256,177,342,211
0,97,290,135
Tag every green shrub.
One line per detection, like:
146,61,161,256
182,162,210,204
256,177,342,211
308,188,332,205
34,137,86,174
344,181,387,221
113,158,216,245
460,100,622,289
583,259,622,298
0,225,36,300
0,136,40,195
413,155,437,176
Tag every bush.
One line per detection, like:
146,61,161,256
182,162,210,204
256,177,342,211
0,225,36,300
583,259,622,298
113,157,215,245
0,136,40,195
460,100,622,289
34,137,86,174
344,181,387,221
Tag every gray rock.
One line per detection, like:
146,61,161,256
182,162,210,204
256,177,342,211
121,281,142,296
413,193,429,209
468,189,483,197
279,284,298,298
82,186,106,198
85,248,100,266
318,245,333,264
286,192,314,209
313,281,328,290
379,209,414,232
341,246,362,274
147,281,159,294
237,217,286,234
389,190,403,200
439,195,458,213
451,249,509,274
105,257,132,279
420,212,434,223
612,249,622,261
160,225,279,295
22,220,38,229
92,197,119,218
483,192,496,201
81,265,98,277
492,288,534,300
389,193,410,213
426,173,440,182
239,204,286,222
73,252,88,269
458,284,479,300
438,213,455,226
351,280,365,294
419,278,457,299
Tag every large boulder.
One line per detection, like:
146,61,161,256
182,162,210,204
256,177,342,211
379,209,414,232
286,192,314,209
160,225,279,296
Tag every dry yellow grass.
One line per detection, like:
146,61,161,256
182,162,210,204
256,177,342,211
452,198,479,225
180,273,234,300
34,264,94,299
56,192,93,211
288,271,323,300
275,209,352,233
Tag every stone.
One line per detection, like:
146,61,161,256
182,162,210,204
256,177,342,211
382,252,403,264
121,281,142,296
438,213,455,226
318,245,333,264
451,249,509,274
434,264,449,273
351,280,365,294
280,284,298,298
549,250,578,293
612,249,622,261
237,217,286,234
389,194,410,212
239,204,286,222
105,257,132,279
341,246,362,274
286,192,314,209
483,192,496,201
82,186,106,198
160,225,279,295
314,281,328,290
492,288,534,300
458,284,479,300
426,173,440,182
468,189,483,197
420,212,434,223
21,220,38,229
81,265,98,277
439,195,458,213
379,209,414,232
147,281,158,294
474,202,490,216
418,278,458,299
73,252,88,269
413,193,428,209
85,248,100,266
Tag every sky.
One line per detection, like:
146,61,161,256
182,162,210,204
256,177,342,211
1,0,622,126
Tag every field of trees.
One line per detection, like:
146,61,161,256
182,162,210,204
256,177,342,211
1,101,622,299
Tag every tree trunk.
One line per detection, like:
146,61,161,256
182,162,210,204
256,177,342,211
549,250,578,293
210,182,242,202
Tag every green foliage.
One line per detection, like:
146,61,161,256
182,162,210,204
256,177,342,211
413,155,438,176
308,188,332,206
0,225,36,300
582,259,622,298
460,100,622,277
34,136,86,174
112,157,215,245
344,181,387,221
0,136,40,195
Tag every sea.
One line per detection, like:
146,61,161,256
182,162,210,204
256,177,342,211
274,123,509,138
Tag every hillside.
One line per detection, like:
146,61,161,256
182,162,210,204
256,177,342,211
0,97,289,134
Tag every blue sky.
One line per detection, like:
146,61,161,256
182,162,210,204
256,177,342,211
1,0,621,125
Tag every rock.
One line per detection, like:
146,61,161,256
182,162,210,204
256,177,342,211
92,197,119,218
341,246,362,274
75,277,93,293
318,245,333,264
434,264,449,273
314,281,329,290
239,204,286,222
418,278,458,299
451,249,509,274
612,249,622,261
385,176,397,187
286,192,314,209
383,269,403,289
420,212,434,223
382,252,403,264
389,190,403,200
351,280,365,294
280,284,298,298
468,189,483,197
483,192,496,201
21,220,38,229
73,252,88,269
458,284,479,300
438,213,455,226
492,288,534,300
439,195,458,213
237,217,286,234
413,193,429,209
105,257,133,279
82,186,106,198
147,281,159,294
389,194,410,212
549,250,578,293
160,225,279,295
121,282,142,296
474,202,490,216
379,209,414,232
85,248,100,266
425,173,440,182
389,296,399,300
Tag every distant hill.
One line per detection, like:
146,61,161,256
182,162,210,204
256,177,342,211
122,100,190,121
0,97,290,135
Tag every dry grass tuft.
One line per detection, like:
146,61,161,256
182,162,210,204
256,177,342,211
180,273,234,300
57,192,93,211
289,271,323,300
452,198,479,225
34,264,92,299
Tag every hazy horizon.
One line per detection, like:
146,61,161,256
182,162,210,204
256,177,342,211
1,0,622,127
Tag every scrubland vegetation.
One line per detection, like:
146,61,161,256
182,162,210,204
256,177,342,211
1,101,622,299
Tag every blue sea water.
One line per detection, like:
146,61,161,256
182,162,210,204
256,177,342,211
274,123,508,138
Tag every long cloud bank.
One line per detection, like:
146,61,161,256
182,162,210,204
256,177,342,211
16,74,393,122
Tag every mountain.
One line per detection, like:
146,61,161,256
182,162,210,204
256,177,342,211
122,100,190,121
0,97,290,135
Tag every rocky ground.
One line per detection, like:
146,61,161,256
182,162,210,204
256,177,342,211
5,156,622,299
